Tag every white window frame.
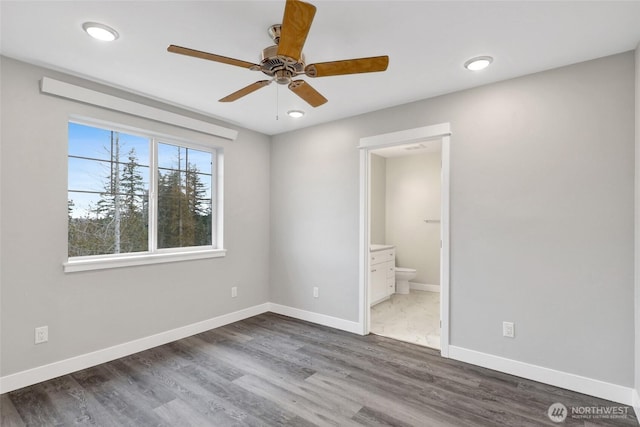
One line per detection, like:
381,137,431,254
64,118,225,273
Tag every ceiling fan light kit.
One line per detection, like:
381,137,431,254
167,0,389,108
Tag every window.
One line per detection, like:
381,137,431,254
67,120,223,271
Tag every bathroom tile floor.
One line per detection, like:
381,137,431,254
370,289,441,349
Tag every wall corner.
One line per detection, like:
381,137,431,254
634,41,640,407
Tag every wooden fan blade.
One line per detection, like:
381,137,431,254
288,80,327,107
219,80,271,102
168,45,259,69
305,56,389,77
277,0,316,61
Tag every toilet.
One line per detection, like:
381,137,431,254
395,267,416,294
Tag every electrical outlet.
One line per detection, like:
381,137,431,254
502,321,515,338
313,287,319,298
35,326,48,344
231,286,238,298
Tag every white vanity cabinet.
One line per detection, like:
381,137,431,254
370,246,396,306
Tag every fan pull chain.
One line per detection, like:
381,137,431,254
275,84,279,121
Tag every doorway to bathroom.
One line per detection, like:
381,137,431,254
358,123,450,356
369,140,442,349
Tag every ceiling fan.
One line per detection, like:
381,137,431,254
167,0,389,108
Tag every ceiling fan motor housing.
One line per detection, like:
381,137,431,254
260,44,305,84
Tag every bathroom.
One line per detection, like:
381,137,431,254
369,139,442,349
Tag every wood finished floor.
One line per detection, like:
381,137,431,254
1,313,638,426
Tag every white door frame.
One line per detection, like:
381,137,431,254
358,123,451,357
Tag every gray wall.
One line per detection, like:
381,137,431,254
370,154,386,244
385,153,441,286
270,52,635,386
269,123,361,316
0,57,271,376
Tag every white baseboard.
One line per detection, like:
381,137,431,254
632,389,640,421
448,345,635,406
410,282,440,293
0,303,270,394
267,303,362,334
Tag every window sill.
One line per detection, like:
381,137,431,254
63,249,227,273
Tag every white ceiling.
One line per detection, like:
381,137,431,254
2,1,640,136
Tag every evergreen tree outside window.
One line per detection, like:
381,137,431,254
68,121,217,260
157,142,213,249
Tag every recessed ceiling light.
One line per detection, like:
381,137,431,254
82,22,119,42
287,110,305,118
464,56,493,71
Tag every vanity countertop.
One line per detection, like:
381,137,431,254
370,244,396,252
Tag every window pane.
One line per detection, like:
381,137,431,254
68,159,149,194
68,191,103,220
69,123,113,161
157,143,213,249
68,191,149,257
68,157,111,193
157,143,183,171
68,123,150,257
69,123,150,163
187,150,212,175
